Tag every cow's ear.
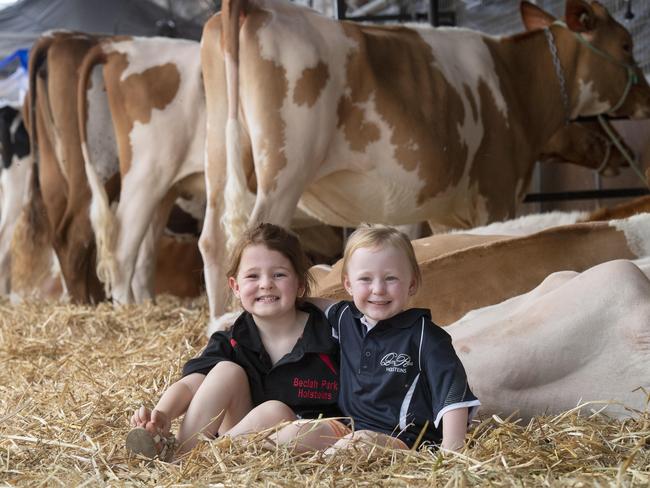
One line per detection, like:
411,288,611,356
565,0,597,33
520,1,556,31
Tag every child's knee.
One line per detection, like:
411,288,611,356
255,400,295,420
258,400,291,411
206,361,248,384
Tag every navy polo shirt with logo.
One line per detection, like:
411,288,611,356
327,301,480,447
182,302,341,419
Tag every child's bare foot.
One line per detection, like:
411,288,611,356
147,409,171,437
130,407,171,436
130,405,152,428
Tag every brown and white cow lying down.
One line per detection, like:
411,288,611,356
450,258,650,420
200,0,650,329
314,213,650,325
585,195,650,222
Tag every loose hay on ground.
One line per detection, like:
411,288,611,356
0,296,648,486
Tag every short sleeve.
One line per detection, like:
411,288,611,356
420,322,480,428
181,331,235,377
325,301,349,340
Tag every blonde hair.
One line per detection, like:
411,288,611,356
341,224,422,291
226,223,314,297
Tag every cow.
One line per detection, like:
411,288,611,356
78,36,207,304
26,31,110,303
450,258,650,420
0,106,32,294
79,36,348,305
198,0,650,329
313,213,650,325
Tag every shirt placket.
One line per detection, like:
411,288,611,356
358,333,375,376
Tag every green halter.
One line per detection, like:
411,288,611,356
552,20,640,114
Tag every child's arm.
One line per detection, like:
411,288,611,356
420,325,480,451
440,407,469,451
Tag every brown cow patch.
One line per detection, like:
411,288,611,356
339,24,469,204
294,61,329,107
336,94,380,152
121,63,181,125
104,52,180,175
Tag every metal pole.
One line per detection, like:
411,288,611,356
335,0,347,20
428,0,439,26
624,0,635,20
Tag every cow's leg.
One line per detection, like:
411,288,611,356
131,224,156,303
200,165,231,332
199,99,232,331
131,192,176,303
55,204,104,304
111,170,173,305
0,157,32,294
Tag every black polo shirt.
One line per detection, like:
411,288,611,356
182,302,340,419
327,301,480,447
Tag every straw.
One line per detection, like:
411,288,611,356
1,295,648,486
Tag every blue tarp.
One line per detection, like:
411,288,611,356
0,48,28,108
0,48,28,70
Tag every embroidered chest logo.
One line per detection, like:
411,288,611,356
380,353,414,374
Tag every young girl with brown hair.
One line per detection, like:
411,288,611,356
126,223,339,460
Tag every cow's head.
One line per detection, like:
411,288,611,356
539,120,632,176
521,0,650,120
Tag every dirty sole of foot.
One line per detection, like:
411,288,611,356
126,427,158,459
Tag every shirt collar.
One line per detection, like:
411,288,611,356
231,311,264,352
348,301,431,329
295,301,338,353
230,302,337,354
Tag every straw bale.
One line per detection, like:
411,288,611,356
1,296,648,486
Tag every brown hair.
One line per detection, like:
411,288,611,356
341,224,422,292
226,222,314,297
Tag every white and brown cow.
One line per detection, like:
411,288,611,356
78,36,351,304
199,0,650,328
78,36,207,304
0,105,32,294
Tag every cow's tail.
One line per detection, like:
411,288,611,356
11,35,57,297
77,43,117,297
221,0,250,253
